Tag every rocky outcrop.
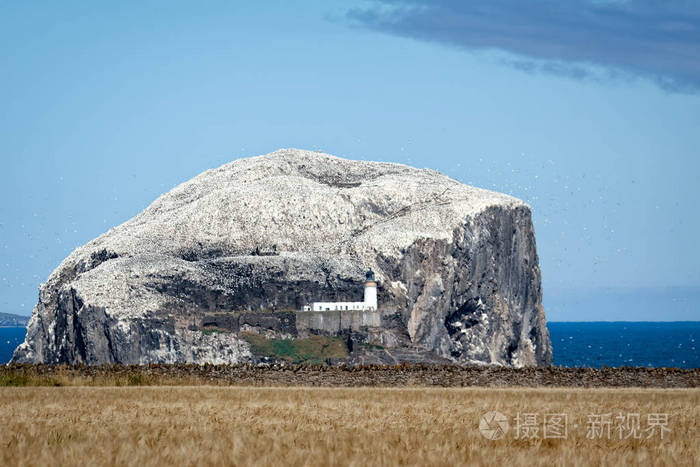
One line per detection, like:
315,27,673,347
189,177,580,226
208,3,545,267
13,149,552,366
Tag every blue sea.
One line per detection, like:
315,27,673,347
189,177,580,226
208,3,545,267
1,322,699,367
548,322,699,369
1,327,27,364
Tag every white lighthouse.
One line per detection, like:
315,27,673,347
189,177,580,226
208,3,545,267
363,268,377,310
304,268,379,312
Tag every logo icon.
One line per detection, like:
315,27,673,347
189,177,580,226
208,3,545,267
479,411,510,440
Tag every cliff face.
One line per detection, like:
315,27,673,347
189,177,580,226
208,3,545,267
13,149,552,366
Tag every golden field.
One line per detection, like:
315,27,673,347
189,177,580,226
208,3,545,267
0,386,697,466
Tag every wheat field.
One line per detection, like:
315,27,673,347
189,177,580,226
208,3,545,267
1,386,697,466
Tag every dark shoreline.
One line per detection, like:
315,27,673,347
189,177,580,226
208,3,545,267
2,363,698,388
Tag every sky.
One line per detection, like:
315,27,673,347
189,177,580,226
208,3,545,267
1,1,699,321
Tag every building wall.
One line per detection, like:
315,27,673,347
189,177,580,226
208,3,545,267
296,309,381,335
309,282,378,312
311,301,371,312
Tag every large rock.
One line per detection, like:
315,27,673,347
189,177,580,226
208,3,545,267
13,149,552,366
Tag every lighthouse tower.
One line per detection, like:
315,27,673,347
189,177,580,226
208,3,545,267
363,268,377,310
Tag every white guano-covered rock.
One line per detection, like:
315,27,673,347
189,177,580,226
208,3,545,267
13,149,552,366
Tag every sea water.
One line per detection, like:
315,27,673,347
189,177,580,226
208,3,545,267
1,327,26,364
548,322,699,369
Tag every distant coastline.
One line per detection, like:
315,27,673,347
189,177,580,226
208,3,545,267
0,312,29,328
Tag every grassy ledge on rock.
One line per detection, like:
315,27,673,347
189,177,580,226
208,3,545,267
241,332,349,364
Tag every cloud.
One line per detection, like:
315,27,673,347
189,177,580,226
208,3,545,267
346,0,700,92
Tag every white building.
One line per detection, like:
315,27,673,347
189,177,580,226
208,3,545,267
302,269,378,312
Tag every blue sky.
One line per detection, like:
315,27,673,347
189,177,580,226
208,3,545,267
1,1,699,320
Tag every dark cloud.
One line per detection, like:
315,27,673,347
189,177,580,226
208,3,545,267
346,0,700,92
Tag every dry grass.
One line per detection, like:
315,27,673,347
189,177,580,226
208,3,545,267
1,386,697,466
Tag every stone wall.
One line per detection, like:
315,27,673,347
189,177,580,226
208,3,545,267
197,309,381,339
198,311,297,336
296,310,381,336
